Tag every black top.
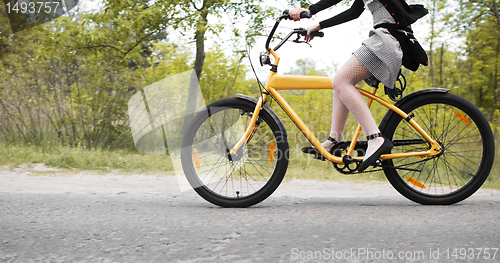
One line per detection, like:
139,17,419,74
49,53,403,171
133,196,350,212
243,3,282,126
308,0,428,29
309,0,365,29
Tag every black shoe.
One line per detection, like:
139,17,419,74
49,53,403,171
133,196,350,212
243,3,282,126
302,136,338,161
357,133,393,172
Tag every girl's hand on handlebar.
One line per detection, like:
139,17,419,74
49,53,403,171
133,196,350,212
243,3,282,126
305,23,321,42
289,7,309,21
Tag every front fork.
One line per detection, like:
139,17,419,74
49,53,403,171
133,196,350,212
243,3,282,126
229,93,269,155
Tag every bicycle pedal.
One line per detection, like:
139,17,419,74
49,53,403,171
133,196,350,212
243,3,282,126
314,153,326,161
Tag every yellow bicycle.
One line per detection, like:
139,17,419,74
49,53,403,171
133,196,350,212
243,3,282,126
181,11,495,207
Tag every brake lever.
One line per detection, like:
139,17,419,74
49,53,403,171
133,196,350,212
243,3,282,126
293,34,312,47
293,40,312,47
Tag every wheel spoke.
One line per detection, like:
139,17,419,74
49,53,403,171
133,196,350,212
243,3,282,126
381,94,493,204
181,99,288,207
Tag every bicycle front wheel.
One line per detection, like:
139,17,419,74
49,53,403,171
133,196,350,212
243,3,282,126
380,92,495,205
181,97,289,207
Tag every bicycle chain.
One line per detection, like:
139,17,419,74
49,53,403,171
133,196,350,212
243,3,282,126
333,154,438,175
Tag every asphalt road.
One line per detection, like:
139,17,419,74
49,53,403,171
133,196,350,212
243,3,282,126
1,171,499,262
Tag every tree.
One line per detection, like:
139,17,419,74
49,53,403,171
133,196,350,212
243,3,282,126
0,0,266,149
169,0,275,131
0,10,193,148
451,0,500,120
91,0,278,133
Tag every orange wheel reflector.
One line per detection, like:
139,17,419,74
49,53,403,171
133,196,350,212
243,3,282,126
454,111,472,127
406,176,426,189
193,148,200,170
269,141,275,163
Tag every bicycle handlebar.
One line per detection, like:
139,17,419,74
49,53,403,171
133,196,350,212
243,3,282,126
265,10,324,52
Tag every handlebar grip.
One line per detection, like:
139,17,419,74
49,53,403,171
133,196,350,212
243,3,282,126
300,10,312,19
298,29,324,38
282,10,312,20
310,31,324,37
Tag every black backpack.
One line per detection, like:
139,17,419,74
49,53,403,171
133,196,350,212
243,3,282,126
378,0,429,71
375,23,428,71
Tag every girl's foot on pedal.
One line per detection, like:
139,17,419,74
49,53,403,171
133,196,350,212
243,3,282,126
357,133,393,172
302,136,338,161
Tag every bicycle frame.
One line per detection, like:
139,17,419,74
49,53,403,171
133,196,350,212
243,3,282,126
230,16,442,165
230,52,442,164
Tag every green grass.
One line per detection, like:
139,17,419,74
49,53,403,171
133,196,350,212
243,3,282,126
0,143,173,172
483,176,500,190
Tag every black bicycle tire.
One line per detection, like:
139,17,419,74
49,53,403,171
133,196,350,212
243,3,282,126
380,92,495,205
181,97,289,207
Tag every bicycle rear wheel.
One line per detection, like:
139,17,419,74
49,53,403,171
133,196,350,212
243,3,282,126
181,97,289,207
380,92,494,205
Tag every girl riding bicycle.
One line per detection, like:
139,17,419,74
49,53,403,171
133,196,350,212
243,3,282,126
289,0,427,171
180,2,493,207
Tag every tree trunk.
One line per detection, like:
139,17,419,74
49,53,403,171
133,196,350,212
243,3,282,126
429,0,436,87
182,8,208,135
493,41,500,122
491,0,500,29
468,44,474,102
439,43,445,87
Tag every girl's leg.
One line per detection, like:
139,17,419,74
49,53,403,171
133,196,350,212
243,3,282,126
321,92,348,149
326,55,385,160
